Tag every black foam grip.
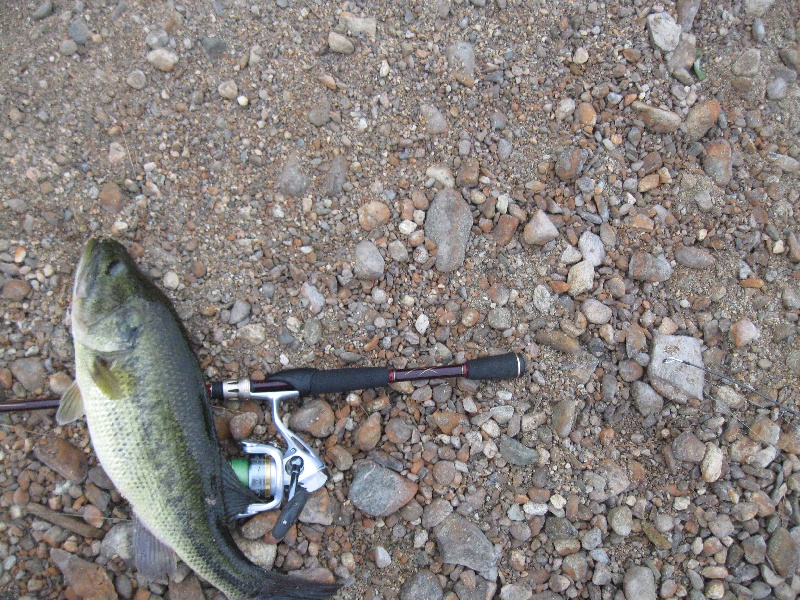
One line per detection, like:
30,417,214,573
466,352,526,381
272,487,309,540
267,367,389,396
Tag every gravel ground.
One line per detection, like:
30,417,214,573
1,0,800,599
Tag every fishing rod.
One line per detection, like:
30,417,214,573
0,352,526,413
2,352,526,540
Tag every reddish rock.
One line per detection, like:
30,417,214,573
51,548,117,600
3,279,31,301
492,214,519,245
354,412,382,451
34,437,88,483
703,140,733,186
456,157,480,187
98,182,124,213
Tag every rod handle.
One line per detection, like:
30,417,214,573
466,352,526,381
266,366,390,397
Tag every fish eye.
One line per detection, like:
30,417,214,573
106,260,125,276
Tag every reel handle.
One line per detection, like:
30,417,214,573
272,487,309,540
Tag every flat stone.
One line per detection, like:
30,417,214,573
338,12,377,39
647,12,681,52
745,0,777,16
401,570,443,600
289,399,335,438
435,514,497,573
358,201,391,231
578,231,605,266
672,431,706,462
685,100,721,141
624,566,657,600
446,41,476,80
632,381,664,417
552,399,577,438
674,246,716,268
628,252,672,282
493,215,520,245
349,460,418,517
420,104,448,134
328,31,354,54
218,79,238,100
555,147,589,181
608,506,633,536
354,412,382,451
34,436,88,483
424,188,472,272
768,528,799,577
701,443,724,482
498,436,538,466
632,101,681,133
648,334,704,403
31,0,53,20
522,210,559,245
535,330,580,354
200,36,227,58
98,182,124,213
567,260,595,296
456,157,480,187
51,549,116,600
677,0,701,29
307,98,331,126
780,44,800,71
730,318,759,347
68,17,89,45
3,279,32,301
582,298,612,324
277,153,309,197
11,356,46,391
732,49,761,77
125,70,147,90
146,48,179,72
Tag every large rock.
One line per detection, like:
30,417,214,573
522,210,559,245
648,334,704,403
349,460,418,517
353,241,385,280
424,188,472,272
623,565,657,600
647,12,681,51
631,101,681,133
51,548,117,600
435,514,497,574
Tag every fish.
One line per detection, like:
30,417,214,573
57,238,340,600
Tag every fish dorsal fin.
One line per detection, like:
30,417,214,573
56,381,85,425
90,357,125,399
133,515,178,582
221,461,260,521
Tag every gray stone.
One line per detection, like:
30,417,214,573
400,570,443,600
218,79,238,100
100,522,134,564
338,13,377,39
31,0,53,20
552,399,577,437
675,246,716,268
278,153,309,197
59,39,78,56
328,31,354,54
446,41,476,79
422,498,453,529
672,431,706,462
435,514,497,573
648,334,704,403
624,566,657,600
420,104,448,134
145,29,169,49
632,381,664,417
500,584,533,600
744,0,777,17
608,506,633,537
647,12,681,52
301,283,325,315
522,210,559,245
308,98,331,127
578,231,605,266
126,70,147,90
229,299,251,325
768,527,800,578
69,17,90,45
628,252,672,282
200,36,227,58
326,155,348,196
424,188,472,272
631,101,681,133
582,298,612,324
487,308,512,330
677,0,701,30
11,357,46,392
146,48,179,72
732,49,762,77
498,436,538,466
567,260,595,297
353,241,385,280
349,460,418,517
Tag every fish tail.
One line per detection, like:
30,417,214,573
249,571,341,600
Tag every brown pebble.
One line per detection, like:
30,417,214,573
354,412,382,451
98,181,124,213
229,411,259,440
456,157,480,187
34,437,88,483
534,330,580,354
430,411,463,435
492,215,519,245
3,279,32,301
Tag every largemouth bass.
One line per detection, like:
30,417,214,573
57,238,339,600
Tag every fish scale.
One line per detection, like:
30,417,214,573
60,238,339,600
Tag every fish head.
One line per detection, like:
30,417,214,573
72,238,149,352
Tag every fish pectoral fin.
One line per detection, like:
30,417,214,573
56,381,85,425
133,515,178,583
90,356,127,399
221,462,260,521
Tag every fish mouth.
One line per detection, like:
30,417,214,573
73,238,99,300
